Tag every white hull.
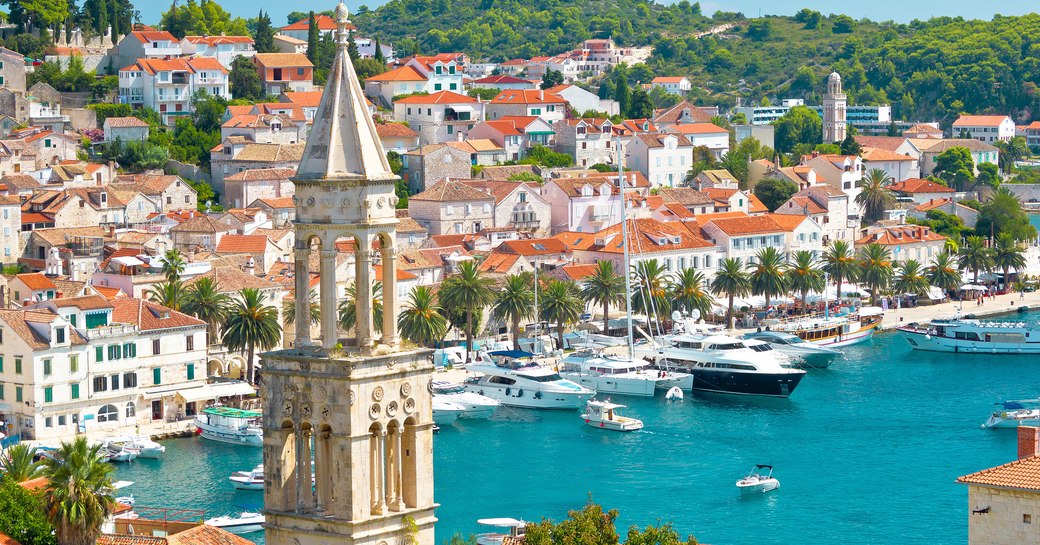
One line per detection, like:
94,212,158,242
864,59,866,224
230,479,264,491
562,373,657,397
197,428,263,447
902,330,1040,354
812,326,875,347
464,383,593,410
137,447,165,459
432,409,462,425
737,479,779,493
206,521,264,534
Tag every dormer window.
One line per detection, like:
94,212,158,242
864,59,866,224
582,185,594,197
55,327,65,344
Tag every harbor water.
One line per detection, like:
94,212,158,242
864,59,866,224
114,318,1040,545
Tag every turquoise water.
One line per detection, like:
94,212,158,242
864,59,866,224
114,316,1040,545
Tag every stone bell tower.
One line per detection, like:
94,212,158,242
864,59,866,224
823,70,847,143
260,3,437,545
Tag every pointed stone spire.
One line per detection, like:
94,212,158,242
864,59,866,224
296,1,395,181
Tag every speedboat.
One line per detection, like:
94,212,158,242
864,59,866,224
560,349,692,397
580,400,643,432
194,406,263,447
463,351,595,410
736,465,779,493
899,317,1040,354
205,512,265,534
767,307,883,347
229,464,265,490
475,518,527,545
983,400,1040,429
104,435,165,459
433,381,500,419
102,444,139,463
742,330,841,368
432,398,466,425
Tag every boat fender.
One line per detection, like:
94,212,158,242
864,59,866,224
517,389,524,397
600,423,605,427
534,391,542,399
478,390,484,396
924,334,931,340
585,419,590,423
505,387,511,396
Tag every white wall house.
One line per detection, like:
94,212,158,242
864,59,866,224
627,133,694,188
651,77,692,94
181,35,256,69
952,115,1015,143
119,57,230,125
667,123,730,159
393,91,484,145
487,90,567,124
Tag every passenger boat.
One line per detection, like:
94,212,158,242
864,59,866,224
194,406,263,447
766,307,883,347
560,349,692,397
229,464,265,490
580,400,643,431
432,398,466,425
982,400,1040,429
103,435,165,458
433,381,501,419
898,317,1040,354
736,465,779,493
204,512,265,534
742,330,841,368
475,518,527,545
463,351,595,410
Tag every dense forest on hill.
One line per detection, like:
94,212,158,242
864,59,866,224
352,0,1040,124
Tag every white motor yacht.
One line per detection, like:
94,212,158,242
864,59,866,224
463,351,595,410
194,406,263,447
104,435,165,459
983,400,1040,429
899,317,1040,354
580,400,643,432
205,512,265,534
560,349,692,397
742,330,840,369
432,398,466,425
475,518,527,545
229,464,265,490
433,381,500,419
736,465,779,493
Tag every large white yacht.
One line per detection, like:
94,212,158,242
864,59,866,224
433,381,500,419
560,349,692,396
463,351,595,410
898,317,1040,354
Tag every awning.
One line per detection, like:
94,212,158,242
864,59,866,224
141,385,194,400
112,256,145,267
206,381,255,398
960,284,987,291
178,385,216,403
927,286,946,301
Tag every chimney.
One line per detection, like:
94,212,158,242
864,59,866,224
245,256,256,276
1018,426,1040,459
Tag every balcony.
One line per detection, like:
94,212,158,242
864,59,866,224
146,47,182,57
84,324,137,339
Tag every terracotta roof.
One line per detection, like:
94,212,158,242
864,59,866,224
478,253,520,273
185,266,280,292
705,214,785,236
958,455,1040,491
46,295,112,311
652,101,713,124
0,310,86,349
411,180,495,202
253,53,313,68
166,522,262,545
657,187,715,207
366,66,427,82
912,138,1000,153
129,30,177,42
0,530,23,545
281,14,344,31
18,477,48,491
15,273,57,291
490,90,566,105
636,132,693,148
253,196,295,209
223,167,296,181
104,116,149,128
782,196,827,215
559,263,598,281
854,135,909,152
498,238,568,256
473,75,531,85
169,215,231,233
669,123,727,135
585,218,713,255
952,115,1011,127
375,122,419,139
702,188,739,204
398,250,440,270
93,285,127,300
395,90,476,105
652,76,687,83
888,178,954,194
747,194,768,214
903,123,942,134
28,226,111,247
855,224,947,245
184,35,254,45
216,234,270,254
1,174,42,191
860,147,914,162
765,213,812,231
96,536,167,545
460,180,526,204
396,216,427,234
657,201,696,219
478,165,541,180
121,56,227,75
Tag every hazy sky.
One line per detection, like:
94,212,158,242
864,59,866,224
138,0,1036,31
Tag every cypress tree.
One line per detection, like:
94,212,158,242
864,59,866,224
306,11,318,64
254,10,275,53
613,73,629,116
96,0,108,36
374,37,385,63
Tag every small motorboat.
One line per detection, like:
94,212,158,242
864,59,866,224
665,386,683,401
229,464,265,490
736,464,779,493
205,512,265,534
432,397,466,426
983,400,1040,429
475,518,527,545
580,400,643,432
103,445,139,463
112,480,135,505
104,435,165,459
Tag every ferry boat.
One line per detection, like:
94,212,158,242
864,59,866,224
982,400,1040,429
648,333,805,398
898,317,1040,354
766,307,884,347
742,330,841,368
463,351,595,410
194,406,263,447
560,349,692,397
229,464,265,490
432,381,501,419
580,400,643,431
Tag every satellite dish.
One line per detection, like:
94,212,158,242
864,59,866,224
690,309,701,321
671,310,682,322
205,200,213,212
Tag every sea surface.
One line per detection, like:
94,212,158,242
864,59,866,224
114,316,1040,545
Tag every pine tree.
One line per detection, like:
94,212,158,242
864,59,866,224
306,11,318,64
254,10,275,53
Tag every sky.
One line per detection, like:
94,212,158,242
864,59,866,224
137,0,1036,31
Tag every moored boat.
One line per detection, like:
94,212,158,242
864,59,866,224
103,435,165,459
560,349,692,397
580,400,643,431
983,400,1040,429
205,512,265,534
432,398,466,425
194,406,263,447
229,464,265,490
766,307,883,347
463,351,595,410
742,330,841,368
475,518,527,545
433,381,500,419
899,317,1040,354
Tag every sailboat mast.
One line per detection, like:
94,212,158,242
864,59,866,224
617,136,635,357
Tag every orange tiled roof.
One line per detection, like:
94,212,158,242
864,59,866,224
184,35,254,45
216,234,269,254
670,123,727,135
953,115,1011,127
111,298,205,331
888,178,955,194
412,179,494,202
491,89,566,105
375,122,418,138
765,213,812,231
395,90,476,105
855,225,947,245
860,147,914,162
280,14,349,31
15,272,57,291
559,263,599,281
958,455,1040,491
254,196,295,209
366,66,426,82
586,218,714,255
253,53,312,68
478,253,520,273
0,530,23,545
130,30,177,42
705,214,785,236
498,238,568,256
652,76,687,83
93,285,127,300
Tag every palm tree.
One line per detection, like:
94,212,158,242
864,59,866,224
145,280,185,311
540,279,583,349
41,437,116,545
438,260,495,363
493,274,535,350
710,257,751,329
927,250,963,295
670,267,714,320
858,243,894,305
749,247,789,310
822,240,859,304
183,277,230,341
893,259,931,297
856,168,895,224
161,248,186,282
787,250,825,313
398,286,448,347
958,235,995,284
631,259,670,330
580,261,625,334
993,232,1027,291
281,288,320,327
222,288,281,385
0,444,41,482
339,281,384,333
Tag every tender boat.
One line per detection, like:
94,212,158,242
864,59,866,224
736,465,779,493
102,444,139,463
194,406,263,447
433,381,501,419
766,308,883,347
665,386,684,400
742,330,841,368
432,398,466,425
899,318,1040,354
983,400,1040,429
463,351,595,410
560,349,692,397
205,512,265,534
580,400,643,431
112,480,135,505
103,435,165,459
475,518,527,545
229,464,265,490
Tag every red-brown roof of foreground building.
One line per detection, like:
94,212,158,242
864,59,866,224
216,234,270,254
888,178,955,194
704,214,785,236
855,225,947,245
15,272,57,291
110,298,206,331
958,455,1040,491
